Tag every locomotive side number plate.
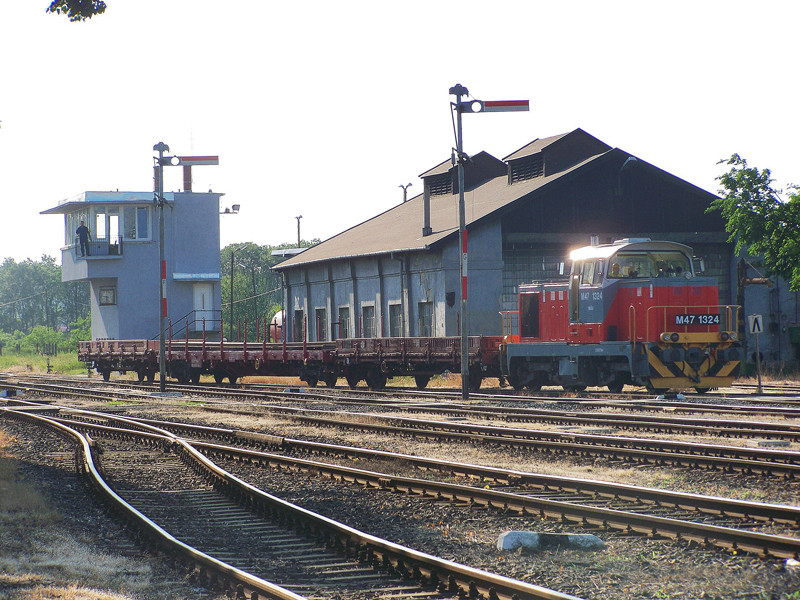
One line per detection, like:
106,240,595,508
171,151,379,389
675,314,720,325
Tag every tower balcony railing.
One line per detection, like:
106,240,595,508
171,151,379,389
72,235,124,258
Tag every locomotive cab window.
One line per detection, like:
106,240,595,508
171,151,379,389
609,251,692,279
579,260,604,285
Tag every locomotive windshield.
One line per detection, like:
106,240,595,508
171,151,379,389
607,251,691,279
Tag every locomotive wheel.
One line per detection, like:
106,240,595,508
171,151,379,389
563,384,586,393
525,383,542,392
507,374,525,391
646,383,669,395
607,381,625,394
323,373,338,387
414,375,431,390
694,387,711,394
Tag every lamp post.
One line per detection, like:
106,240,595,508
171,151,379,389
295,215,303,247
399,183,412,203
448,85,529,399
229,244,248,337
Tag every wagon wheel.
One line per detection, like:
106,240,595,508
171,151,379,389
146,371,155,384
190,369,201,384
323,373,338,388
213,371,225,384
101,369,111,382
228,374,238,385
468,367,483,392
365,367,387,390
694,387,711,394
346,373,361,389
137,369,146,383
524,383,542,392
414,375,431,390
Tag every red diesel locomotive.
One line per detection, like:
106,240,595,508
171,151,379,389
499,238,743,393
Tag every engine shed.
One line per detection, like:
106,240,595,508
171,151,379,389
274,128,733,342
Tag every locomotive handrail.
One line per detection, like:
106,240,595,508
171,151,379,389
646,304,740,340
499,310,519,338
628,305,637,342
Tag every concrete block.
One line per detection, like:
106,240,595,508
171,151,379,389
497,530,605,552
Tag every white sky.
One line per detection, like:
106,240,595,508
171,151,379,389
1,1,797,263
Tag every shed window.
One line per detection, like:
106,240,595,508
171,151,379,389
315,308,328,341
293,310,304,342
361,305,375,338
418,301,433,337
389,304,403,337
337,306,350,339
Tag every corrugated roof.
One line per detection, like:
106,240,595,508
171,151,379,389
274,148,609,271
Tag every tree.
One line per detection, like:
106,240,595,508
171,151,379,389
47,0,106,21
0,256,89,335
220,239,319,341
708,154,800,291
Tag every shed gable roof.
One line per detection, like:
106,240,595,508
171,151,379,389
274,130,713,271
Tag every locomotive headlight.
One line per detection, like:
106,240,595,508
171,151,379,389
661,333,671,342
729,332,737,341
670,333,680,342
720,332,729,341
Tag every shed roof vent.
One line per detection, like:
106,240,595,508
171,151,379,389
509,153,543,183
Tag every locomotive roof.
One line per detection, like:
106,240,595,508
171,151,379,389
569,239,693,262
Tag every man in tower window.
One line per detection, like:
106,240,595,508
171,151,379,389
76,220,91,257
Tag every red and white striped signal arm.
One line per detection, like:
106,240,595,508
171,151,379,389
483,100,529,112
178,156,219,166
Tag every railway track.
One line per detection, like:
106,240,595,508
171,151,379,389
6,402,800,562
6,373,800,442
6,377,800,479
2,406,578,600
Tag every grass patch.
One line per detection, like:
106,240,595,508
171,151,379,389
0,352,86,375
0,429,160,600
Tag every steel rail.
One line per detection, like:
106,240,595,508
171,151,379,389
18,406,800,560
7,382,800,479
0,407,307,600
9,373,800,443
191,438,800,560
1,406,580,600
110,414,800,528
